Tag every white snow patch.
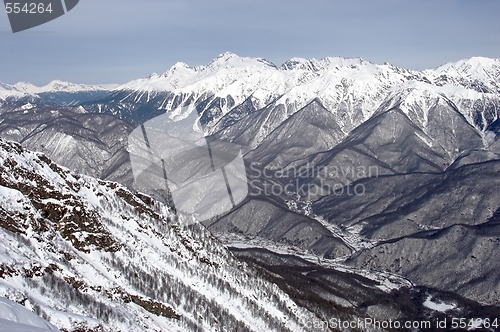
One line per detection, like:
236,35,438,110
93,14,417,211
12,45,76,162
423,296,456,312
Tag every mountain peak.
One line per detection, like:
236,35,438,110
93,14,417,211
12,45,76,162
170,61,192,70
205,52,276,71
428,56,499,94
162,61,197,79
434,56,499,74
45,80,77,91
281,57,316,71
210,51,241,64
218,51,239,58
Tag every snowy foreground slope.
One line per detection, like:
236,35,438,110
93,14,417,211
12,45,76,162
0,296,58,331
0,139,322,332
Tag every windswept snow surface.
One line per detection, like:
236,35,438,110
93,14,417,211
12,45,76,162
0,297,58,331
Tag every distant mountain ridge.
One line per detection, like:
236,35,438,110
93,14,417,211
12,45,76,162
1,54,498,132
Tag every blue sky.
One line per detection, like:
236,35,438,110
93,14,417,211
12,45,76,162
1,0,499,85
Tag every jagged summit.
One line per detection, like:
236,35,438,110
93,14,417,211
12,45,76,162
214,51,241,60
281,57,318,71
201,52,275,71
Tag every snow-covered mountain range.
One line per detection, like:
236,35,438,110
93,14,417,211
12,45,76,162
1,53,498,132
1,53,499,329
